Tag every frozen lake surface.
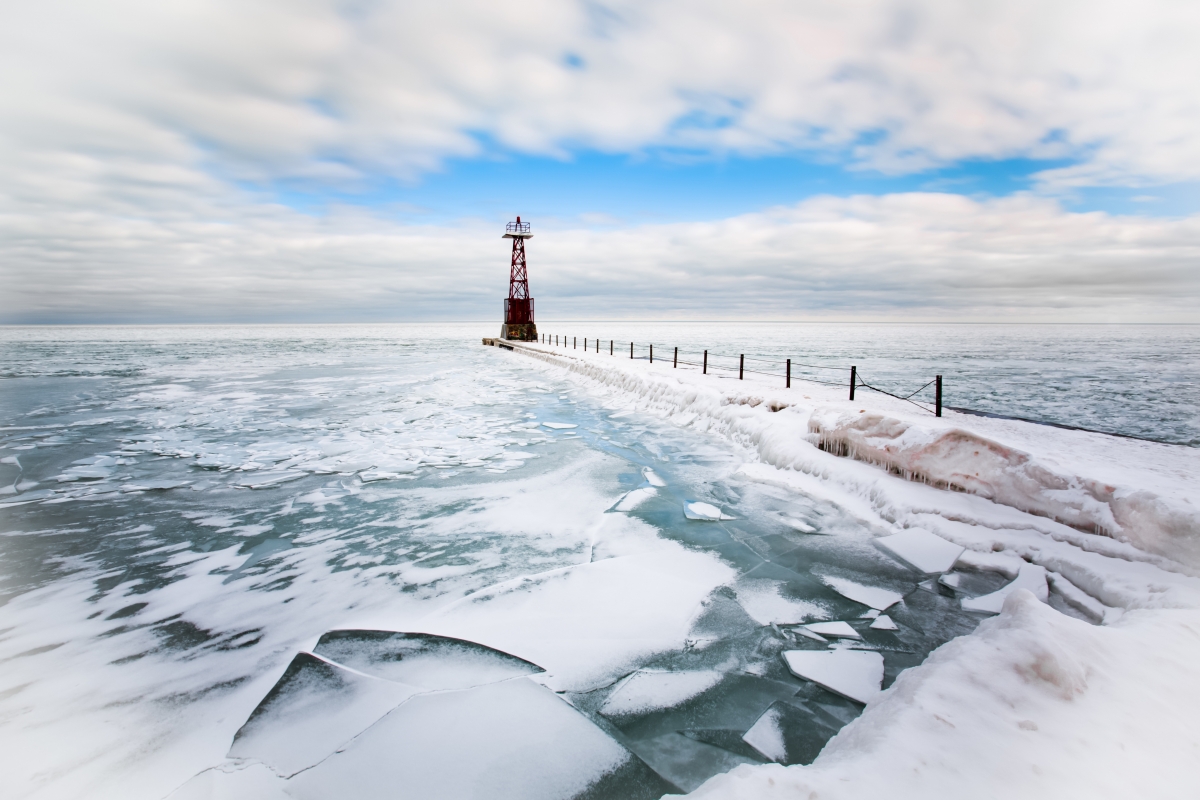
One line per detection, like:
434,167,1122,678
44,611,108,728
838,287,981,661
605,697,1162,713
0,323,1195,799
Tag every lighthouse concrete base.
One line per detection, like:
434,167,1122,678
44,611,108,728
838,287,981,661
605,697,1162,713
501,323,538,342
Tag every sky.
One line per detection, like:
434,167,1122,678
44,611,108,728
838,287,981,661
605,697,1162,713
1,0,1198,324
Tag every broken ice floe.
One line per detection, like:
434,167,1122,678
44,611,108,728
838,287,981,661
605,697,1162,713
311,630,543,690
119,479,192,492
286,676,641,800
803,620,861,639
611,487,657,512
228,652,419,777
779,514,828,534
221,630,670,799
741,703,787,762
792,626,829,643
961,563,1049,614
874,529,965,574
938,572,963,591
600,670,724,717
642,467,666,487
819,576,904,611
542,422,577,429
782,649,884,705
231,472,306,489
869,615,898,631
684,501,735,521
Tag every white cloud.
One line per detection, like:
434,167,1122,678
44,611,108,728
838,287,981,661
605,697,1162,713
2,0,1199,199
3,193,1197,323
2,0,1199,323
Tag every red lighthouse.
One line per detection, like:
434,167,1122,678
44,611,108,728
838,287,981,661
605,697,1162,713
500,216,537,341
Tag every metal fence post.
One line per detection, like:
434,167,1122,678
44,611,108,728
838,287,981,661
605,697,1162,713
674,347,678,368
573,337,576,349
610,340,613,355
739,354,744,380
936,375,943,417
630,342,633,359
850,366,856,400
786,359,791,388
650,344,653,363
703,350,707,374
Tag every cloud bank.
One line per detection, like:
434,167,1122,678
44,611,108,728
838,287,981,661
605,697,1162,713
1,0,1198,322
4,193,1197,323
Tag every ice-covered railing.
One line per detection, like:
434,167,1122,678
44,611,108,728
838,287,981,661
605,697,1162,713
536,333,946,416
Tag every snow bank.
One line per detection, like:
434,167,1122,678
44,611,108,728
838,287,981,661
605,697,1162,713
499,340,1200,798
808,407,1200,565
506,341,1200,590
683,591,1200,800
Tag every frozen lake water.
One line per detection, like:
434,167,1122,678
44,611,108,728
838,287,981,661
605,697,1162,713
0,323,1190,799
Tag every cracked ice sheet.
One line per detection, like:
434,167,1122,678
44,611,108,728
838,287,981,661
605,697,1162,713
0,447,651,798
288,677,630,800
414,515,736,692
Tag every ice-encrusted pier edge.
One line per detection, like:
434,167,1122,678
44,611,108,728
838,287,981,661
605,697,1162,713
490,339,1200,799
496,339,1200,570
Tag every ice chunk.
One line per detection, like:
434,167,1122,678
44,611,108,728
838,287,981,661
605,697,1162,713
541,422,577,429
791,626,828,643
120,479,191,492
611,487,657,512
782,650,885,704
860,609,880,619
228,652,418,777
739,701,835,766
962,564,1049,614
684,501,735,521
312,630,542,691
869,615,898,631
741,704,786,762
600,670,723,717
875,529,965,574
232,471,305,489
642,467,666,487
780,515,829,534
803,621,861,639
820,576,904,611
938,572,963,591
287,677,632,800
358,470,416,482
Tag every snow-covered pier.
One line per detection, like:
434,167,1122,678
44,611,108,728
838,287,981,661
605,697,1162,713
486,335,1200,799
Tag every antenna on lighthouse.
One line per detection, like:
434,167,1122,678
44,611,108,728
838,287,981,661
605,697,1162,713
500,216,537,341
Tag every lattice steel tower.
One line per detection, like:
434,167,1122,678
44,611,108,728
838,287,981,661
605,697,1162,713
500,216,537,341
